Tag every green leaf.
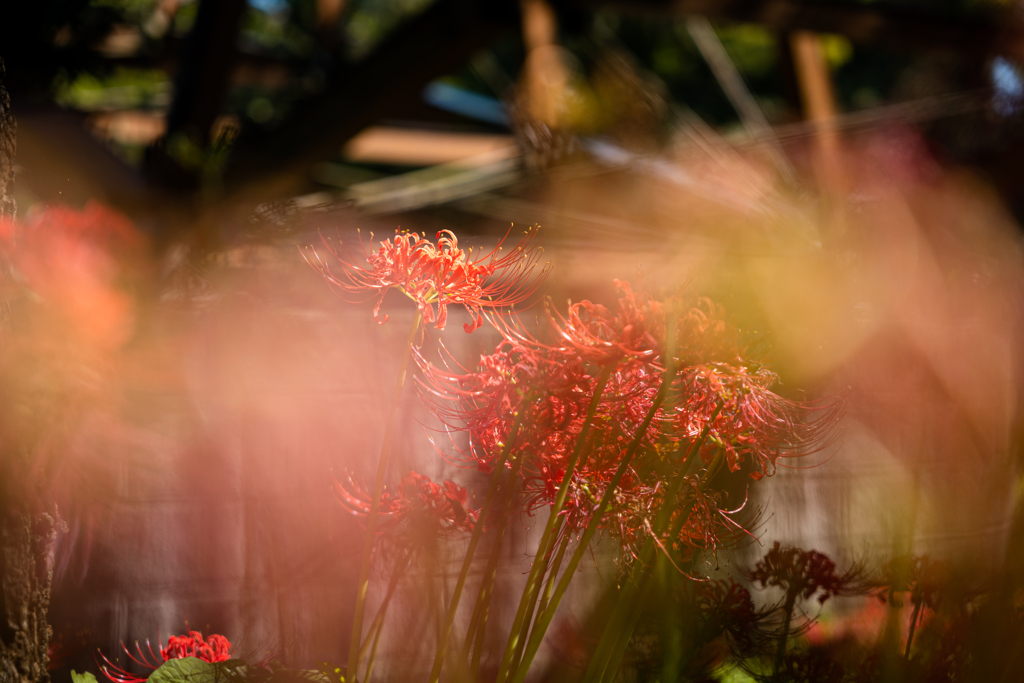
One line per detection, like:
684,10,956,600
148,658,220,683
71,671,99,683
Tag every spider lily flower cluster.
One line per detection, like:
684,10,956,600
309,227,843,683
750,542,871,607
747,541,871,677
305,226,549,332
334,470,478,539
308,225,551,683
417,281,839,562
99,631,231,683
624,576,781,680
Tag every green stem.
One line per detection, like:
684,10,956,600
601,566,658,683
593,490,708,683
773,593,797,679
508,356,679,683
510,517,566,675
495,365,615,683
581,411,722,683
457,454,526,682
678,640,700,678
466,453,533,679
904,600,923,660
537,533,571,618
358,552,409,664
348,309,423,681
600,468,723,683
458,537,500,677
469,577,494,679
363,617,385,683
428,415,526,683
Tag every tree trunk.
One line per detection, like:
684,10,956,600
0,54,60,683
0,56,15,219
0,506,61,683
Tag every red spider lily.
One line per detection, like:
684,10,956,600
306,226,548,333
693,579,777,655
418,283,842,542
749,543,870,677
602,474,764,574
416,339,590,440
531,280,666,365
334,470,478,538
876,554,949,611
749,542,869,606
493,282,739,368
667,363,844,480
418,339,667,534
98,631,231,683
161,632,231,662
415,337,601,479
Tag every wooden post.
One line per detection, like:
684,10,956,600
789,31,845,196
317,0,347,51
520,0,566,128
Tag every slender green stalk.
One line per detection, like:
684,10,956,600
468,578,493,678
508,357,678,683
358,617,383,669
360,552,409,683
455,453,525,681
509,573,544,675
348,309,423,681
678,640,701,677
509,518,566,675
581,412,722,683
466,452,534,680
536,533,571,618
362,617,385,683
428,417,526,683
658,557,684,683
596,450,726,683
358,553,409,664
773,593,798,678
601,566,658,683
495,366,615,683
458,534,501,675
904,600,923,660
582,576,641,683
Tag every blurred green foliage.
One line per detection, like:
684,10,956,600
53,67,170,110
90,0,159,21
343,0,436,61
239,3,316,58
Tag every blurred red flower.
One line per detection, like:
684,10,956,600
0,201,145,352
750,542,868,606
334,470,478,538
